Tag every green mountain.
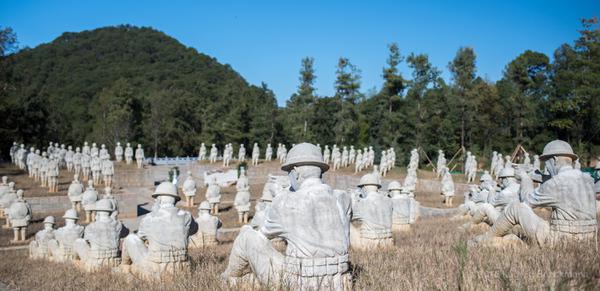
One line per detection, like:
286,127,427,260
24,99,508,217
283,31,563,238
0,25,277,157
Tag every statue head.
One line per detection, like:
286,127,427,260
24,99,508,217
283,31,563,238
152,182,180,205
387,180,402,196
117,142,121,146
94,199,114,217
137,144,141,148
358,173,381,193
282,143,328,191
127,142,131,147
198,200,211,214
68,145,72,150
498,167,516,188
92,143,96,147
43,216,55,230
8,182,15,190
87,180,94,188
101,144,106,149
76,147,80,152
16,189,24,199
540,140,578,177
63,209,79,223
73,174,79,182
54,143,59,147
2,176,7,184
84,141,88,146
35,149,40,154
61,144,66,149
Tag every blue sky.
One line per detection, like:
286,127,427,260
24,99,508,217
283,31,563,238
1,1,597,105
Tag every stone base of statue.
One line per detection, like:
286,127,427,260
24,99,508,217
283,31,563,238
468,234,525,248
29,241,50,259
118,260,191,280
392,224,411,233
189,233,218,249
350,225,394,250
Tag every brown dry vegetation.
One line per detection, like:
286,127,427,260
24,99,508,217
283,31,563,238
1,215,599,290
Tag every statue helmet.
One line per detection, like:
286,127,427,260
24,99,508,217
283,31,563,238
73,174,79,181
68,145,72,149
152,181,180,201
498,167,515,178
137,144,142,148
281,143,329,172
540,140,578,161
63,209,79,220
2,176,7,183
101,144,106,148
387,180,402,191
358,173,381,188
198,200,211,210
43,216,55,225
94,199,115,212
87,180,94,187
479,171,493,182
117,142,121,146
16,189,24,198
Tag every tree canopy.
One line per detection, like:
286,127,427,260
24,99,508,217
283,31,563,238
2,19,600,166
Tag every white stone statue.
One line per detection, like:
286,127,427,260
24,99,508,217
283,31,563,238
73,147,82,177
65,145,74,172
471,140,597,247
456,171,495,219
189,201,221,248
265,144,273,161
99,144,110,160
388,181,418,232
124,143,133,165
221,143,352,289
90,143,99,157
26,147,35,177
135,144,145,168
47,209,84,262
68,174,84,211
181,171,197,207
467,167,521,229
209,144,218,164
198,143,207,161
251,143,260,166
440,166,455,206
121,182,192,278
73,198,122,271
29,216,55,258
351,173,393,250
205,176,221,214
490,151,498,176
237,144,246,162
436,150,447,179
0,182,16,219
90,154,102,186
234,167,251,224
82,141,90,156
7,190,32,242
82,180,99,223
47,156,59,193
102,159,114,187
115,142,124,162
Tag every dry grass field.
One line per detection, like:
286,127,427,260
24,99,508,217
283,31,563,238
0,164,598,290
0,215,598,290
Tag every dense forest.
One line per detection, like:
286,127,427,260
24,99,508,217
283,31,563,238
1,19,599,166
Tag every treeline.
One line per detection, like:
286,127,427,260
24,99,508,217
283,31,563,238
279,18,600,165
1,19,599,166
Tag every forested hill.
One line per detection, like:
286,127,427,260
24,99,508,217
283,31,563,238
0,25,277,156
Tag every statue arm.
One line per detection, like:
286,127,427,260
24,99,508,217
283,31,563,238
529,180,559,208
259,201,284,239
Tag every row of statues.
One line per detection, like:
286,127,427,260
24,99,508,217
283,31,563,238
197,142,398,174
455,140,597,247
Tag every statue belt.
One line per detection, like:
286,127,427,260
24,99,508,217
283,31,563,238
285,254,349,277
148,249,188,263
550,219,597,234
90,248,119,258
361,229,393,239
